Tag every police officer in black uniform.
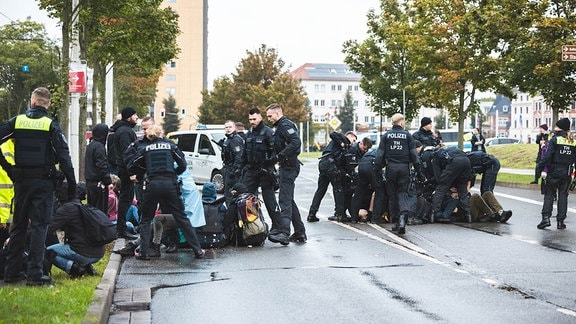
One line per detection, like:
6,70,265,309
537,118,576,230
413,117,440,148
431,145,472,223
373,113,424,235
466,150,500,194
343,136,372,218
222,120,244,208
350,148,378,223
0,87,76,286
85,123,112,214
129,125,204,259
266,103,306,243
242,108,285,244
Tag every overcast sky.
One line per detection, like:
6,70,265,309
0,0,380,85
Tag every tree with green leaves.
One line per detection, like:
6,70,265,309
199,44,308,125
502,0,576,123
337,89,355,132
162,95,181,134
0,21,60,121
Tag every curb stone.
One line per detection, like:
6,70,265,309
82,239,125,324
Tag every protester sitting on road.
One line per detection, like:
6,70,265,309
46,182,102,278
440,184,512,223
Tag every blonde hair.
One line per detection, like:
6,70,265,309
391,113,405,125
145,124,164,140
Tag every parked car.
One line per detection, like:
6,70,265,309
484,137,520,147
166,129,226,193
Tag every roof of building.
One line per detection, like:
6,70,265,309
487,94,512,115
291,63,361,81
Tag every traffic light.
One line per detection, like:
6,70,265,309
21,65,30,73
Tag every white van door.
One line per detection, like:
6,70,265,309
194,133,219,183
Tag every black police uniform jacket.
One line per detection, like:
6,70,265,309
272,116,301,167
540,131,576,178
244,121,276,168
0,106,75,187
374,125,420,170
413,127,439,148
222,131,245,174
112,119,137,168
128,137,187,180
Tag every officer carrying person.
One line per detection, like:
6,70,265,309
0,87,77,286
128,125,205,260
241,108,286,245
222,120,244,208
266,103,306,243
373,113,426,235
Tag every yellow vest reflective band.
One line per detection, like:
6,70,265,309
15,115,51,131
14,115,52,167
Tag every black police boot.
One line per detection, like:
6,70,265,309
43,250,56,277
397,214,406,235
327,215,342,222
268,232,290,246
537,216,551,229
463,211,472,223
165,243,178,254
557,220,566,229
289,232,307,243
149,243,161,257
307,214,320,222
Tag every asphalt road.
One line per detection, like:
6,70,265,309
113,160,576,323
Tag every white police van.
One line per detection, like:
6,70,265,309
166,129,226,193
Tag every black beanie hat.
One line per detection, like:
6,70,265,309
121,106,137,120
420,117,432,127
556,118,570,132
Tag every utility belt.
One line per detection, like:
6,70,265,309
145,172,176,180
12,166,61,181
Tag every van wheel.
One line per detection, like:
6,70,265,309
211,170,225,194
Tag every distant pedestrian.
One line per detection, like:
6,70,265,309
470,127,486,152
85,123,112,214
413,117,440,148
531,124,549,184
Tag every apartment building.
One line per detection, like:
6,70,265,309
153,0,208,130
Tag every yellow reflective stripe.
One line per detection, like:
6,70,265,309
0,184,13,188
0,203,10,208
15,115,51,131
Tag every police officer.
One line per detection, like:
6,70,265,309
0,87,76,286
242,108,286,245
307,131,351,223
350,148,378,223
537,118,576,230
431,145,472,223
466,150,500,194
113,107,139,240
373,113,424,235
266,103,306,243
413,117,440,148
343,136,372,218
222,120,244,208
129,125,204,259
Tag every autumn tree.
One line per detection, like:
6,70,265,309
199,44,308,125
502,0,576,123
337,89,355,132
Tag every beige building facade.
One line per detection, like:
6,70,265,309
153,0,208,130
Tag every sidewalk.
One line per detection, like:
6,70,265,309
500,168,533,176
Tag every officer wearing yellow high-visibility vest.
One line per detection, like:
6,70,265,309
0,138,15,250
538,118,576,230
0,87,76,286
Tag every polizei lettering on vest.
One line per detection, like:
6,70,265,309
146,143,171,151
387,133,406,139
16,119,49,129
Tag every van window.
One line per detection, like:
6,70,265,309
199,134,215,155
172,134,197,152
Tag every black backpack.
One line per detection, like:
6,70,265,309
196,197,227,248
74,201,116,246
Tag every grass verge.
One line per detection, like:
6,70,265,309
0,244,113,323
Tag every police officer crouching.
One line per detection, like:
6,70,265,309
129,125,204,260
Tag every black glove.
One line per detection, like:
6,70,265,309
277,153,287,164
417,172,427,184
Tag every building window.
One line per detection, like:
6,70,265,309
314,84,319,92
181,108,186,116
160,111,165,117
331,85,336,91
348,85,353,91
166,88,176,96
320,100,325,107
314,99,319,106
354,85,359,91
337,85,342,91
166,0,176,3
353,100,358,107
166,61,176,68
166,74,176,81
337,100,342,107
331,100,336,107
503,105,509,112
320,84,326,92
